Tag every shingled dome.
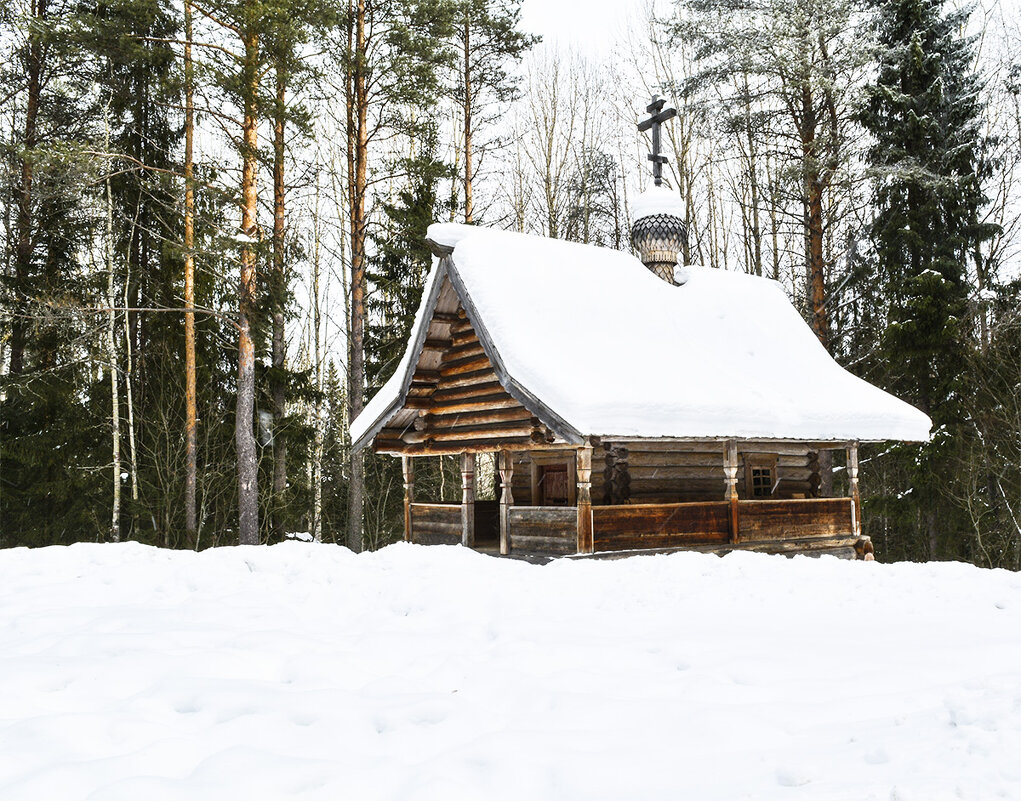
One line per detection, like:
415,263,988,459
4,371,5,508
630,186,688,284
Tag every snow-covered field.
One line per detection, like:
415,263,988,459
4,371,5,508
2,543,1020,800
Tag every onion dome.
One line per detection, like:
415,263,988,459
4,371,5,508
630,186,688,285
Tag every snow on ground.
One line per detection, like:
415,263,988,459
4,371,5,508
2,543,1020,801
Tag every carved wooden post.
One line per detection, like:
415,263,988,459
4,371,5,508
460,451,475,548
402,455,414,543
499,450,514,555
577,443,594,554
724,439,740,544
847,441,862,538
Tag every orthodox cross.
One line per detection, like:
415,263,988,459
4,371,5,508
637,95,677,187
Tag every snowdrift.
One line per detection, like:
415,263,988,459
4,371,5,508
1,542,1019,800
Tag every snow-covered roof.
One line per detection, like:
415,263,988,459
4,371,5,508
351,224,931,448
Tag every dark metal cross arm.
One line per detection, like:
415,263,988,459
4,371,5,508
638,94,678,186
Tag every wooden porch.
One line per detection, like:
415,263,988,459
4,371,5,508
400,441,872,561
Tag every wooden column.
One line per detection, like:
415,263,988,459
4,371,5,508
724,439,740,544
847,441,862,537
401,455,414,542
460,452,475,548
576,443,593,554
499,450,514,555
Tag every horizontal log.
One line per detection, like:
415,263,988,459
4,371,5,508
427,394,522,416
381,436,538,456
593,531,730,552
428,423,537,442
450,328,481,345
628,465,729,480
510,534,576,555
628,478,727,493
411,531,462,546
440,354,492,376
421,338,451,351
435,367,499,389
411,521,463,537
431,380,504,403
432,311,460,324
509,507,578,525
411,369,440,384
409,503,461,526
427,408,534,429
444,341,486,361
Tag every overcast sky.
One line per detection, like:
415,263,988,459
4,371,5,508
520,0,642,56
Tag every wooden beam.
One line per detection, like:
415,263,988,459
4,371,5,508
431,380,504,403
461,452,475,548
424,394,521,416
577,442,594,554
432,311,459,324
434,367,498,389
499,450,513,555
402,456,414,542
421,338,450,351
440,354,492,376
847,441,862,538
426,407,534,427
724,439,740,544
411,369,440,383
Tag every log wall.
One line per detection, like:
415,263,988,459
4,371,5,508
409,503,462,545
600,441,818,504
591,501,731,552
507,507,578,555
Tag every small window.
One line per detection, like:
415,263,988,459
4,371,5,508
745,455,777,499
750,466,774,498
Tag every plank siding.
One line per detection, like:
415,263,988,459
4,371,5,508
508,507,577,554
592,502,731,552
737,498,853,540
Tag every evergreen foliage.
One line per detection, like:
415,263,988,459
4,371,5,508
858,0,998,561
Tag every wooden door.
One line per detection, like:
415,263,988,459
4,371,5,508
539,463,570,506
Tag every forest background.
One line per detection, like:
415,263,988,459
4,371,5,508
2,0,1020,567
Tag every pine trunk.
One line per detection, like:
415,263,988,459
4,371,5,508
183,0,198,547
346,0,367,553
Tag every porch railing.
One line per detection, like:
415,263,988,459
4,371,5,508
737,498,854,541
592,501,731,552
507,506,577,555
408,502,461,545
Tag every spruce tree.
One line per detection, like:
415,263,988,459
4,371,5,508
860,0,996,559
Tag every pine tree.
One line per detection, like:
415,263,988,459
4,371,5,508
449,0,537,222
860,0,996,559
